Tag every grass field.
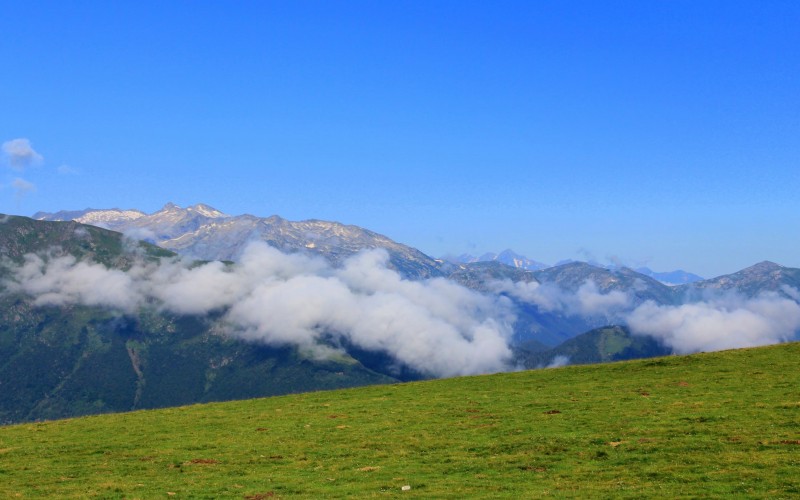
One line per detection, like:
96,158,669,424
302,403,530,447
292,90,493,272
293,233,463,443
1,342,799,498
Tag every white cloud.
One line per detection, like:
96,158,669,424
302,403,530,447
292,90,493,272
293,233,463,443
491,279,563,312
573,280,630,316
7,253,140,312
626,292,800,354
11,177,36,201
57,164,79,175
545,355,570,368
226,246,516,376
3,243,516,378
122,227,157,243
2,138,43,170
7,240,798,375
491,278,631,318
781,285,800,302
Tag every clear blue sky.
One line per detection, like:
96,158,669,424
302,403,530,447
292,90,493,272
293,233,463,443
1,1,798,277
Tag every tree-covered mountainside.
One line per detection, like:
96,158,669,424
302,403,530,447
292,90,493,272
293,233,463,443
0,300,395,425
516,325,671,368
0,214,173,267
0,215,396,424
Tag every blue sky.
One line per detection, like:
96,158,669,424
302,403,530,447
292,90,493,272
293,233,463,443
1,1,798,277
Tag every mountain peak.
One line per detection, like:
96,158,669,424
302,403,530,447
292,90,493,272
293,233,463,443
734,260,784,276
496,249,523,259
743,261,784,273
449,249,548,271
154,202,227,219
160,202,182,212
188,203,227,218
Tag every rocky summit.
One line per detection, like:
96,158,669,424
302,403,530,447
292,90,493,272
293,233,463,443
35,203,444,279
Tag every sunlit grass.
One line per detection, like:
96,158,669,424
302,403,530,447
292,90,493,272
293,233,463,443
1,342,799,498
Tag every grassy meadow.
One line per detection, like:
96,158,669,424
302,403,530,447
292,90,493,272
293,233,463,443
1,342,799,498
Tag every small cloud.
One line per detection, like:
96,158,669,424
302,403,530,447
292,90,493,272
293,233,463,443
123,227,157,244
57,164,79,175
12,177,36,201
491,278,630,318
546,355,570,368
2,138,44,170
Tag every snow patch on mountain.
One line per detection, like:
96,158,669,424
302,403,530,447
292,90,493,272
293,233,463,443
76,209,147,225
189,203,227,218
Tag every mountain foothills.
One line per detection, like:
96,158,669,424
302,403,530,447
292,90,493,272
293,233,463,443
0,204,797,424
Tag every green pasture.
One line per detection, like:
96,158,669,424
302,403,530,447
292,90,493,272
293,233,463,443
1,342,798,498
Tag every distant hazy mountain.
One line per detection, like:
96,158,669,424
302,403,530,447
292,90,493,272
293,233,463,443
457,258,800,350
447,261,537,292
676,261,800,299
635,267,704,286
35,203,444,280
446,260,682,346
553,261,702,286
447,249,548,271
512,263,680,346
448,251,700,286
449,258,671,303
532,262,679,306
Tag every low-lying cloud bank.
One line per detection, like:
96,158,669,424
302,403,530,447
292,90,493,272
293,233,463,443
626,294,800,353
3,243,516,377
494,278,800,354
491,279,631,318
4,242,800,376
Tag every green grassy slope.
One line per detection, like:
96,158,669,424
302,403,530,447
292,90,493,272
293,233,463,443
1,342,798,498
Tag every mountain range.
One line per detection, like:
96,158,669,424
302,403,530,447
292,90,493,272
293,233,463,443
30,204,800,344
2,204,798,423
446,250,704,286
34,204,444,280
35,204,703,285
446,249,549,271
